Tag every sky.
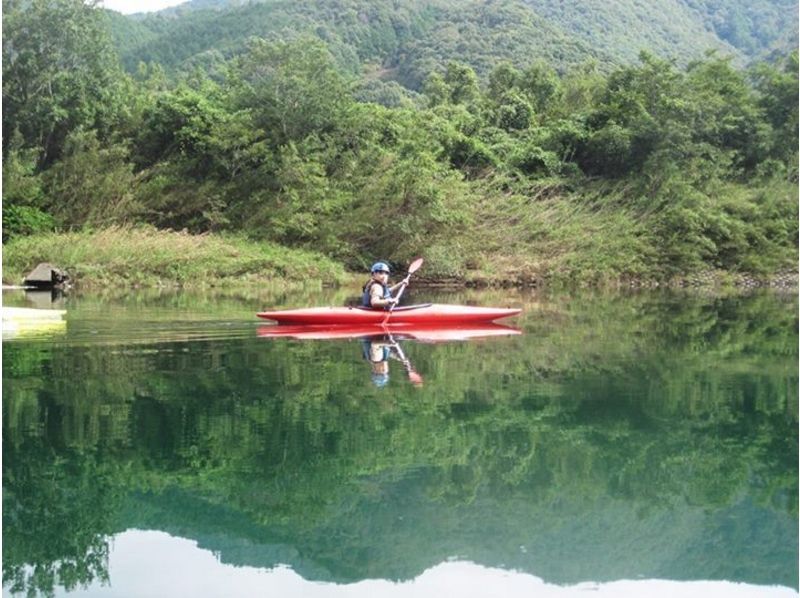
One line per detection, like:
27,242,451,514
50,530,799,598
100,0,187,14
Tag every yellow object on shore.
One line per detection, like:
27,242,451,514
3,307,67,339
3,307,67,320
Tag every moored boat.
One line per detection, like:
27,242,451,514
256,303,521,325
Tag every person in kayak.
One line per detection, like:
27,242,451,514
362,262,406,309
362,338,393,387
361,335,422,388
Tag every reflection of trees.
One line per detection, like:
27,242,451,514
2,441,118,596
2,292,797,593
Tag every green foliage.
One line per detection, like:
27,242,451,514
750,51,799,170
442,62,481,106
247,139,352,249
2,206,55,243
1,0,796,286
2,0,127,168
346,140,473,262
519,62,562,116
1,226,348,287
106,0,797,97
2,291,797,593
2,144,45,209
231,38,350,146
3,447,116,596
393,0,602,89
686,54,772,171
43,129,139,228
491,90,534,131
2,143,51,242
523,0,743,66
353,79,420,108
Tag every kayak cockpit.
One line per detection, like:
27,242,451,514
352,303,433,312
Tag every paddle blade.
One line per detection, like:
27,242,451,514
408,370,424,387
408,257,424,274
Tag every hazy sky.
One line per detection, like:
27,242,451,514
100,0,186,14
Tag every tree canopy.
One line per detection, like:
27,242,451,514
2,0,797,282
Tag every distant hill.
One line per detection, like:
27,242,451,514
105,0,798,88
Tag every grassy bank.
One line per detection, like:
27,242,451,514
2,226,349,288
3,219,796,290
450,177,799,287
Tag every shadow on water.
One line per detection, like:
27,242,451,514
2,287,798,595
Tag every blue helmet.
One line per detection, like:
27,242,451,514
371,261,391,274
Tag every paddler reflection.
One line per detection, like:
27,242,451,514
361,334,423,388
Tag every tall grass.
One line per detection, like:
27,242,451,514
2,226,349,288
451,175,797,286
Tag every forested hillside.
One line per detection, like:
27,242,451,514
2,0,797,285
105,0,798,87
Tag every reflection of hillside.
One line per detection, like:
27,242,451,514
3,290,797,595
115,468,795,587
117,488,336,581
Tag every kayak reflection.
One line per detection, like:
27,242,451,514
257,323,521,387
256,323,521,342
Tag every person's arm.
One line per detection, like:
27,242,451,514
370,284,396,308
388,280,406,294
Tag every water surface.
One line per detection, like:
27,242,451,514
3,288,797,597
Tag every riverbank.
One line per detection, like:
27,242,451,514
2,226,797,290
1,226,350,289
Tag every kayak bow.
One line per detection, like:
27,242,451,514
256,303,521,325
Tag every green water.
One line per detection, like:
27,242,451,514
2,288,798,597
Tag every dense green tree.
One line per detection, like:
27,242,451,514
231,38,350,147
443,62,480,106
491,91,534,132
686,54,771,172
2,0,127,168
750,51,799,172
487,62,521,101
134,80,253,179
43,129,138,228
1,1,796,281
519,62,562,118
1,135,52,242
422,71,451,107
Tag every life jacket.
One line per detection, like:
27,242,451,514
361,339,391,363
361,279,390,308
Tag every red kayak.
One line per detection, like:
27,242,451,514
256,303,521,325
257,322,521,342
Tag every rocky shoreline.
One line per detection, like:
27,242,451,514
4,260,797,292
418,268,800,290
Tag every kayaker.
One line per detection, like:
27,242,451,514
361,335,423,388
362,262,406,310
362,338,392,387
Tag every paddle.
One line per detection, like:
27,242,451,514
382,257,424,325
386,333,423,387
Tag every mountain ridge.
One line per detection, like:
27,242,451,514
106,0,797,88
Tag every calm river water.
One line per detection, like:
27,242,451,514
2,287,797,597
